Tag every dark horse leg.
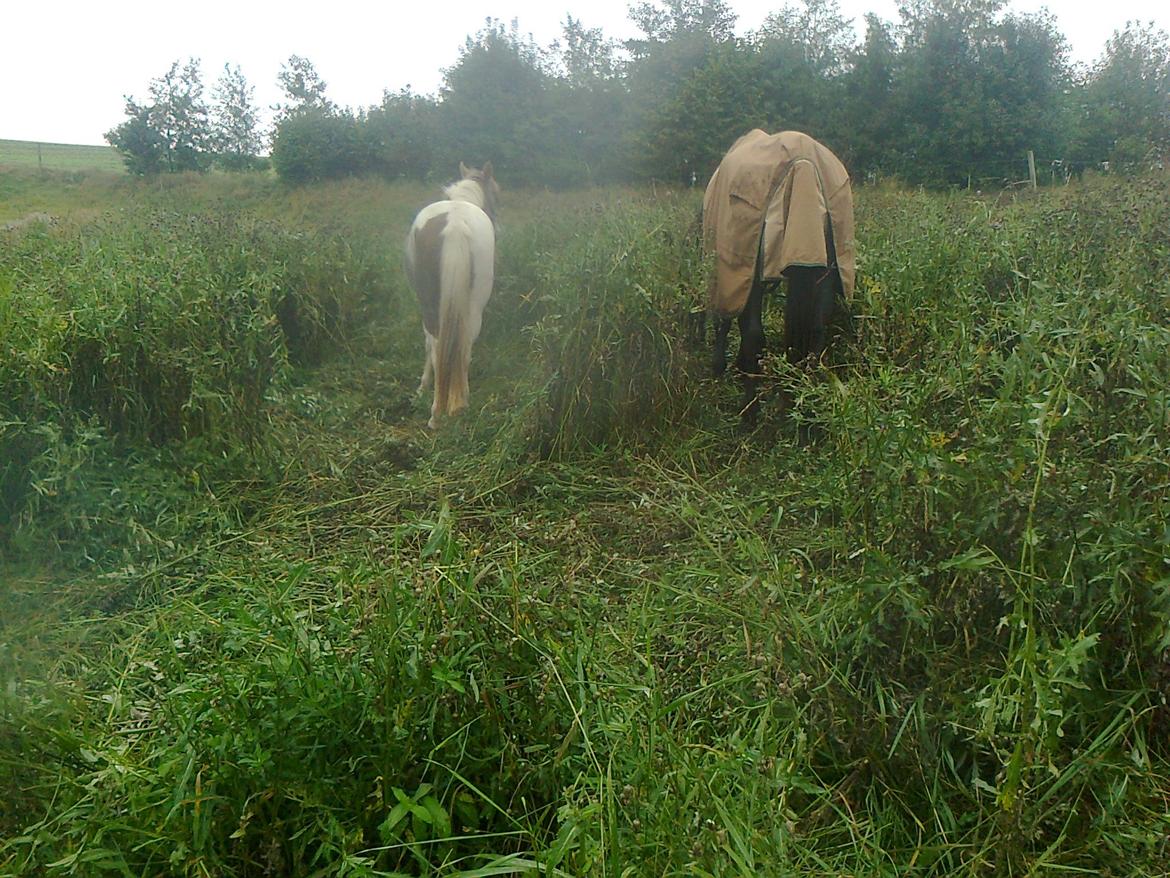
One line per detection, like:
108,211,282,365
735,275,768,422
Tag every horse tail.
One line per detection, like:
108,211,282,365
784,270,814,361
434,216,475,418
784,266,837,363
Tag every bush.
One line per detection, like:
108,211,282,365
0,209,389,551
492,190,706,457
271,109,364,184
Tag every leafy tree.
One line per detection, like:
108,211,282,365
437,18,555,183
842,13,900,177
270,56,357,183
639,40,766,182
547,17,632,184
364,88,439,179
894,2,995,183
890,0,1071,185
1072,21,1170,168
106,98,166,175
105,59,210,174
753,37,830,138
271,108,361,183
980,12,1073,168
557,15,624,83
894,0,1004,44
624,0,743,181
100,11,1159,188
756,0,856,77
273,55,334,123
750,0,857,149
149,59,212,172
211,64,265,171
626,0,737,53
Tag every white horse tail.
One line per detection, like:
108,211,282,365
434,216,475,420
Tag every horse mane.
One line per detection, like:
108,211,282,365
443,163,499,226
443,178,485,208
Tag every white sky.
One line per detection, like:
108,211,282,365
2,1,1166,146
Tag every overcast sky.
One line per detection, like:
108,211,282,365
2,0,1166,146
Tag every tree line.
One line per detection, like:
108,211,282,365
106,0,1170,188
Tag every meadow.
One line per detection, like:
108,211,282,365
0,140,125,175
1,167,1168,876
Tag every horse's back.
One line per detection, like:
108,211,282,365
407,200,494,271
704,129,854,317
406,201,495,331
410,199,494,243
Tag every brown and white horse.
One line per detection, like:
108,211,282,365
404,162,499,429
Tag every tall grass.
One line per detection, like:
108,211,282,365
2,173,1169,876
0,208,394,555
779,179,1170,872
492,190,706,458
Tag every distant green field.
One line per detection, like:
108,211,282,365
0,138,124,172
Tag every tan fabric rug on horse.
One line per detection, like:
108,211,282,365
702,129,856,316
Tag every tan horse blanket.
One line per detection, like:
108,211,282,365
702,130,855,316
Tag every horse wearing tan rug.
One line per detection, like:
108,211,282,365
405,162,499,429
703,130,855,421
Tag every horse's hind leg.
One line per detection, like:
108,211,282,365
417,332,435,396
735,277,766,422
421,331,444,431
810,272,836,360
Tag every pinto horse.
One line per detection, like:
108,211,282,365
702,130,855,421
404,162,500,429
